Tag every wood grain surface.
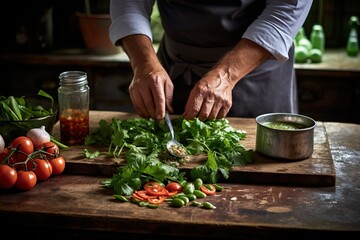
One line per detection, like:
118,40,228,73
53,111,335,187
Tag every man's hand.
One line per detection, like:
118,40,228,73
183,38,270,121
183,69,233,121
129,64,174,120
122,35,174,120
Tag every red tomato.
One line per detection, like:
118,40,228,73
8,156,26,171
40,142,60,157
165,182,183,193
10,136,34,162
0,164,18,189
0,148,10,162
49,156,65,175
15,170,37,191
28,158,53,181
200,184,216,195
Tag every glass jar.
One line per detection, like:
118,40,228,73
58,71,90,145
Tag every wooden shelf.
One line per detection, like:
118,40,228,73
294,48,360,73
1,48,359,72
0,48,359,123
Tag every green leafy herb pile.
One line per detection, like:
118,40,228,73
0,90,55,121
0,90,67,149
84,117,254,196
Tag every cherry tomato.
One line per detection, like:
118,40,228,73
49,156,65,175
8,156,26,171
200,184,216,195
165,182,183,193
28,158,53,181
0,148,10,162
0,164,18,189
15,170,37,191
10,136,34,162
40,142,60,157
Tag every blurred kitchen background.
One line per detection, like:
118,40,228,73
0,0,359,123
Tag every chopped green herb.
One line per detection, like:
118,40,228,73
87,117,254,196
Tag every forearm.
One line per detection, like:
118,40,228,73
211,38,270,87
121,34,160,74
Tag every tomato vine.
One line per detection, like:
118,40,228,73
0,135,65,191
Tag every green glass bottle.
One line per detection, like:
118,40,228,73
310,24,325,54
295,27,306,43
346,16,359,57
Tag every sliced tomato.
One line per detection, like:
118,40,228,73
148,196,165,205
200,184,216,195
132,192,145,201
146,186,169,196
134,190,152,200
167,190,179,197
143,181,163,190
144,181,169,196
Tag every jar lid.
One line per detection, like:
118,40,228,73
59,71,87,86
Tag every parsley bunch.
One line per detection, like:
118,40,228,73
84,117,254,196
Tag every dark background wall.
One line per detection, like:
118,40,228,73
0,0,359,54
303,0,360,49
0,0,110,53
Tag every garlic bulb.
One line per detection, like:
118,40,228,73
0,134,4,153
26,126,51,149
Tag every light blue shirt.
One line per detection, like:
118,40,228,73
110,0,313,61
109,0,313,117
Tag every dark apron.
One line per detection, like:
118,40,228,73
157,0,298,118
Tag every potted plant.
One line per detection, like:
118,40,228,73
77,0,121,55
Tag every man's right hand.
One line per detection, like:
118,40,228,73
122,35,174,120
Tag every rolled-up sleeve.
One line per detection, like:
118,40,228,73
243,0,313,61
109,0,155,45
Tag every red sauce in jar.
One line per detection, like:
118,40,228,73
60,109,89,145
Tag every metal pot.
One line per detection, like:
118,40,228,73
255,113,316,160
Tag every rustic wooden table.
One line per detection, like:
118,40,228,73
0,111,359,239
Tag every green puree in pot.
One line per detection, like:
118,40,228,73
263,121,306,130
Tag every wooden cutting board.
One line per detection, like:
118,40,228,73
53,111,335,187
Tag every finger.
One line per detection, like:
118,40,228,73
183,91,204,120
141,89,157,119
129,90,149,118
129,88,145,117
207,101,223,120
164,80,174,114
198,98,216,121
129,84,155,119
216,107,229,119
150,76,169,120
